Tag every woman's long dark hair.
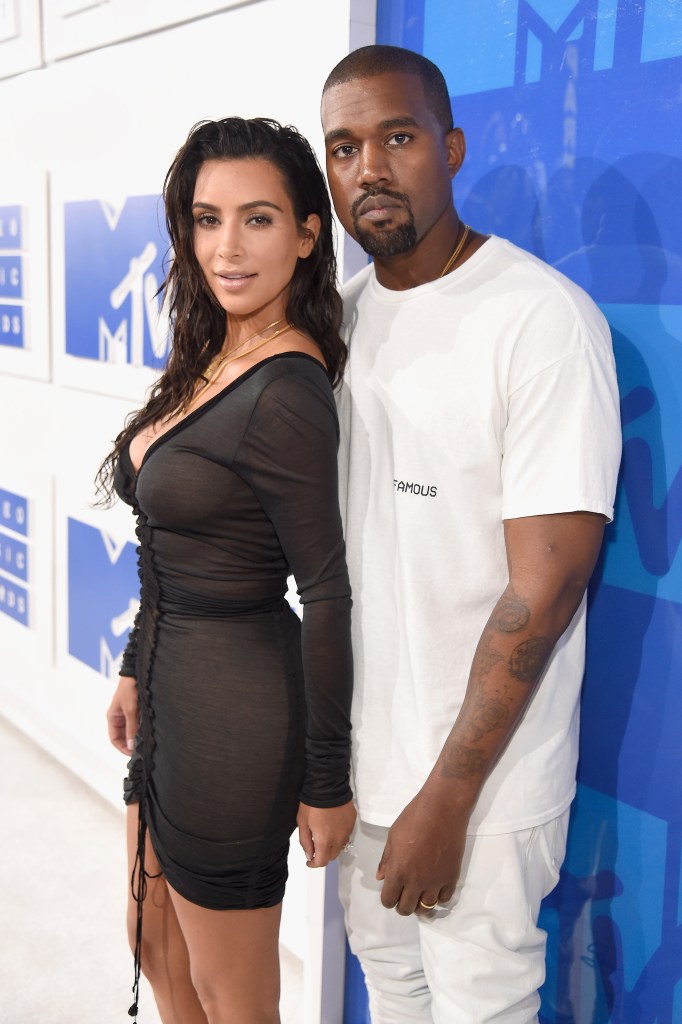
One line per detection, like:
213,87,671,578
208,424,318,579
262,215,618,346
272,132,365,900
96,117,345,504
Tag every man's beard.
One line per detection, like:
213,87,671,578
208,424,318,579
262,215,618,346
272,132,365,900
351,189,418,258
354,220,418,258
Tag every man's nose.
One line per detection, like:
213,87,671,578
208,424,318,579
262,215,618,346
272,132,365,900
357,143,393,188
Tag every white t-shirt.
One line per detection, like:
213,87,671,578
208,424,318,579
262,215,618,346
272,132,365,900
337,236,621,834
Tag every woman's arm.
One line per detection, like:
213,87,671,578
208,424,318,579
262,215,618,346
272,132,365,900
235,368,356,862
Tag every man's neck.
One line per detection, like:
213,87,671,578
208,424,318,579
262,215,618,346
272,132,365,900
372,214,488,291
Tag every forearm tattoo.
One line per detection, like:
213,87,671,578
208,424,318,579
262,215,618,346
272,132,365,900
494,594,530,632
508,636,552,684
442,746,487,779
466,697,510,741
472,633,504,677
440,586,553,782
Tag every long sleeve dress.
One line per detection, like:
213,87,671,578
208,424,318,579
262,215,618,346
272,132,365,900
112,353,353,992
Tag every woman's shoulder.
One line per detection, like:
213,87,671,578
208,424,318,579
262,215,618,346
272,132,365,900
271,330,327,369
249,347,331,393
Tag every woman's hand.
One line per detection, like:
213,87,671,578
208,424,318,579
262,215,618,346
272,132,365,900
297,800,357,868
106,675,139,755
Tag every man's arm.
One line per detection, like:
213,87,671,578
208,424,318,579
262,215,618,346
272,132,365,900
377,510,606,915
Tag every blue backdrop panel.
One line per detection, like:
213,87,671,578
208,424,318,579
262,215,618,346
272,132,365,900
0,303,25,348
341,2,682,1021
0,205,22,248
0,488,28,536
0,254,23,299
67,517,139,679
0,486,29,628
0,532,28,582
64,195,169,369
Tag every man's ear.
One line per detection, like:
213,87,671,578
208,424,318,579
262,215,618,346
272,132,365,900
299,214,321,258
445,128,466,180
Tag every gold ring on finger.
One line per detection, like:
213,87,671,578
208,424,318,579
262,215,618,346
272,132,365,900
418,898,438,910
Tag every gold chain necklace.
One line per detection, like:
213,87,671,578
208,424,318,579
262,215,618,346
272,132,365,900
439,223,470,278
205,316,286,377
180,319,291,414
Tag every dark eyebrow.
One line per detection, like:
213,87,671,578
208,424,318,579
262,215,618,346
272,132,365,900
379,117,420,131
324,116,420,145
238,200,284,213
191,200,284,213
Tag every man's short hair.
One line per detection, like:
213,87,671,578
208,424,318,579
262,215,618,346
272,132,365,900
323,45,453,134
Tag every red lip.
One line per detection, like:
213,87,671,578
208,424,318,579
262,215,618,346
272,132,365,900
356,194,403,217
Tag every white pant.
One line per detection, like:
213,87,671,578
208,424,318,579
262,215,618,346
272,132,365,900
338,811,569,1024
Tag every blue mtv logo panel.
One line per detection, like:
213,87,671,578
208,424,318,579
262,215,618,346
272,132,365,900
367,2,682,1023
0,254,23,299
597,304,682,604
0,303,25,348
0,488,28,537
0,576,29,626
0,205,22,249
539,784,680,1024
0,532,28,582
379,0,682,306
64,195,170,370
67,517,139,680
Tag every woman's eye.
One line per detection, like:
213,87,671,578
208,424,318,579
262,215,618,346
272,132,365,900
195,214,218,227
248,214,272,227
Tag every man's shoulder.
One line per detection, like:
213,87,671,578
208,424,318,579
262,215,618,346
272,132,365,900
492,238,602,314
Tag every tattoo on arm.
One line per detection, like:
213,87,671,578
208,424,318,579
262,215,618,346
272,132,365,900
442,746,487,779
437,588,552,784
473,633,504,677
494,591,530,632
467,697,509,741
508,637,552,684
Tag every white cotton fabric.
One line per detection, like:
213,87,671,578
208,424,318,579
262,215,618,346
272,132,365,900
339,812,569,1023
337,236,621,834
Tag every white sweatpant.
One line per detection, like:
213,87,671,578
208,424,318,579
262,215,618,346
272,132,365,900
338,811,569,1024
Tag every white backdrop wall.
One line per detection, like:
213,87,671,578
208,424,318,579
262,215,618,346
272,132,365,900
0,2,376,1021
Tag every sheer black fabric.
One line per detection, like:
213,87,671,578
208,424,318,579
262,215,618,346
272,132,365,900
113,353,353,911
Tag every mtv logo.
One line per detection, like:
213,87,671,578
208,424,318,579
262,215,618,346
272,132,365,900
64,195,170,369
424,0,682,97
67,517,139,679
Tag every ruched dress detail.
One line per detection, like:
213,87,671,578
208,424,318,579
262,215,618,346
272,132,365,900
113,353,353,1013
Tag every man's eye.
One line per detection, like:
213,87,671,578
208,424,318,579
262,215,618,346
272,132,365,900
388,133,412,146
332,145,357,159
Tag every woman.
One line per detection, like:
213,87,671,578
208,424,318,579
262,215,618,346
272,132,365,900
98,117,356,1024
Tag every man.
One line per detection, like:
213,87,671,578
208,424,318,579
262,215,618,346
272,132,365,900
320,45,621,1023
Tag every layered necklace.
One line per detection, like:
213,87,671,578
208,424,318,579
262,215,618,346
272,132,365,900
180,317,291,414
439,223,470,278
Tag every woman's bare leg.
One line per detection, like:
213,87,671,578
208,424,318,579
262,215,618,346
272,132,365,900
126,805,208,1024
167,884,283,1024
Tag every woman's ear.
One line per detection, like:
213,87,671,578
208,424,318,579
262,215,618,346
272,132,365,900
298,214,321,258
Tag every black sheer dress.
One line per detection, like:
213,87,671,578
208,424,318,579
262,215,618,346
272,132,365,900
113,353,353,1008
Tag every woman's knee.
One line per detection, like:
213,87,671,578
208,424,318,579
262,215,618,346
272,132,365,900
189,965,279,1024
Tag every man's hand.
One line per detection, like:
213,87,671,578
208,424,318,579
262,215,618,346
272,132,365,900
377,783,466,916
106,674,138,755
298,800,357,868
